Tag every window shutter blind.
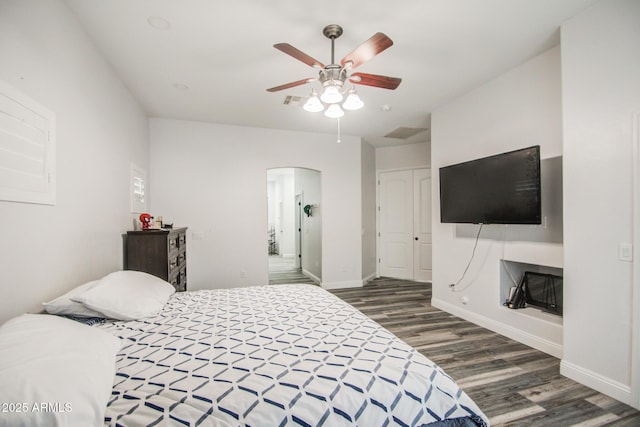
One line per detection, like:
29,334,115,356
0,79,55,205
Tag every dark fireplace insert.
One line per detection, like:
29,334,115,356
521,271,563,315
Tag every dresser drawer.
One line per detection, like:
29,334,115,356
178,268,187,292
170,275,179,290
169,254,179,274
169,234,180,252
169,268,187,293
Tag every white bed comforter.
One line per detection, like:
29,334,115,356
99,284,488,427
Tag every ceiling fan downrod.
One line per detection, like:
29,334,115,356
321,24,346,90
322,24,343,66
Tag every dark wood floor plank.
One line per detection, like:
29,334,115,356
268,256,316,285
330,278,640,426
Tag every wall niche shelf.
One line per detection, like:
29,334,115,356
500,259,563,326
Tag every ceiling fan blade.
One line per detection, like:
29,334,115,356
349,72,402,90
274,43,325,69
266,78,315,92
340,33,393,69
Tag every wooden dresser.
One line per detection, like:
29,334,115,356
125,227,187,292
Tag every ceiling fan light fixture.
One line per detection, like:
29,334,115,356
342,87,364,111
303,90,324,112
324,103,344,118
320,84,343,104
267,24,401,126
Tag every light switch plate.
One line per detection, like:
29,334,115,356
619,243,633,262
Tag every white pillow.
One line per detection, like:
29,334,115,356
42,280,105,318
72,270,175,321
0,314,121,427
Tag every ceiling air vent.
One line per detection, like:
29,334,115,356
282,95,306,107
384,127,429,139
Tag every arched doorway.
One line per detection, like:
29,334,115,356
267,167,321,285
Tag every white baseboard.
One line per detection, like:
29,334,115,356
321,280,363,290
560,360,632,405
362,272,376,284
320,273,376,290
431,297,563,358
301,269,321,284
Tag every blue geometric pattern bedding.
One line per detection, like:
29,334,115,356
98,284,488,426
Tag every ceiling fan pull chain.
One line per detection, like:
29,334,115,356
337,117,341,143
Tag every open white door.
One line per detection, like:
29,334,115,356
295,194,302,269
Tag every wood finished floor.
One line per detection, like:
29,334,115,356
268,255,316,285
329,277,640,427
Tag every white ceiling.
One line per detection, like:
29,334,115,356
63,0,598,147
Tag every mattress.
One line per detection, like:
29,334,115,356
98,284,488,426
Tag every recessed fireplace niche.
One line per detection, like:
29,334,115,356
501,260,564,321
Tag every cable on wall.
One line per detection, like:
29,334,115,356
501,258,519,288
450,223,483,292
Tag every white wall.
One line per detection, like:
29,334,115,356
431,47,564,357
149,118,363,290
375,142,430,171
0,0,149,324
561,0,640,405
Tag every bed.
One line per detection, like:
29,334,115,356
0,271,488,427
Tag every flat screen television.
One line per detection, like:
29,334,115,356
439,145,541,224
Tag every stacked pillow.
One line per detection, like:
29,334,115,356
0,314,121,427
43,270,176,321
0,271,176,426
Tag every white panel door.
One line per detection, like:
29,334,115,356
379,170,413,279
414,169,432,282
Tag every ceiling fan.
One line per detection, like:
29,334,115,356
266,24,402,118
